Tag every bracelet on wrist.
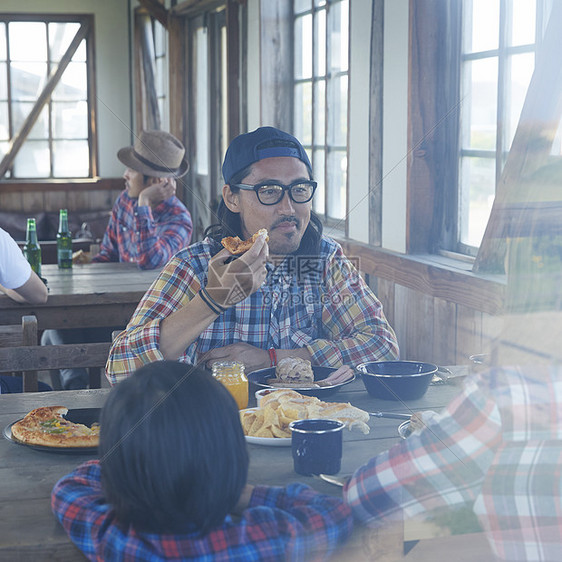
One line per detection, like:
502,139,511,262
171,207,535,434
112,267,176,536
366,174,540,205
199,286,228,314
268,348,278,367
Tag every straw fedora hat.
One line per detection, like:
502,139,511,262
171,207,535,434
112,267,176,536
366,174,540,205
117,130,189,178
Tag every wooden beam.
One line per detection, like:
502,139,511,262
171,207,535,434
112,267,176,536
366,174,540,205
226,0,241,141
138,0,169,29
0,21,90,178
473,2,562,273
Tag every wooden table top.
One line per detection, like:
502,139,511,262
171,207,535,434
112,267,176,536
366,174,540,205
0,373,466,560
0,263,159,330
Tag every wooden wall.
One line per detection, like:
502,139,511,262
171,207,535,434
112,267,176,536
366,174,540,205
338,239,505,367
0,178,123,213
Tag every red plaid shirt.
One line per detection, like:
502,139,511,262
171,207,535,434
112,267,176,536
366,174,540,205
344,365,562,561
92,190,192,270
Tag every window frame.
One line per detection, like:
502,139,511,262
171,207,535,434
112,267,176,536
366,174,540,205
292,0,350,230
0,13,97,179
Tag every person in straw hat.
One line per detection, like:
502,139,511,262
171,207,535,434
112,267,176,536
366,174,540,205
42,130,193,390
91,129,192,270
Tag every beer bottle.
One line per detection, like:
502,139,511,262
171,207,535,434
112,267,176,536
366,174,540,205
23,218,42,277
56,209,73,269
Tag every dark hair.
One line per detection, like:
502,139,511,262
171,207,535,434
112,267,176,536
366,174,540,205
204,160,324,259
99,361,248,534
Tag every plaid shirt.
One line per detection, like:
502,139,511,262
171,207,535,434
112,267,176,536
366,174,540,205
52,460,353,561
344,365,562,561
106,236,398,383
92,190,192,270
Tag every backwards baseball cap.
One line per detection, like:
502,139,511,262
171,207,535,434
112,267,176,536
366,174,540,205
222,126,312,184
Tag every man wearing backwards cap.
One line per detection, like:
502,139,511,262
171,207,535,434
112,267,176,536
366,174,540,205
91,129,193,270
107,126,398,383
42,131,193,390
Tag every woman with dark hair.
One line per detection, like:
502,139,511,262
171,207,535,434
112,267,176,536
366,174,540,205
52,361,353,560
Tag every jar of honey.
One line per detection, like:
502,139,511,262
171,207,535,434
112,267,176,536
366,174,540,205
211,361,248,410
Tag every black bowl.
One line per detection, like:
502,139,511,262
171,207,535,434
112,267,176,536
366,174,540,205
247,366,355,399
356,361,437,401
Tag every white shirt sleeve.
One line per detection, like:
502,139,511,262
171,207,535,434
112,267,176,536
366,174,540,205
0,227,32,289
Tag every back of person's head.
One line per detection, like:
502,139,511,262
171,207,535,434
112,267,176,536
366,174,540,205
99,361,248,534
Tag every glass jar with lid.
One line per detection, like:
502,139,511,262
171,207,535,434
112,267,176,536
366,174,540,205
211,361,248,410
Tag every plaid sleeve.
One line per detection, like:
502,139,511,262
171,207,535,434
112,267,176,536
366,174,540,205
134,200,193,270
306,246,399,366
105,256,200,384
344,376,502,526
51,460,109,560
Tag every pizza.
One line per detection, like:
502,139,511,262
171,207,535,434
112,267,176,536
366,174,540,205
221,228,269,255
11,406,100,448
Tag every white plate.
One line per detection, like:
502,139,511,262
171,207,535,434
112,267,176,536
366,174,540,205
245,435,292,447
241,407,292,447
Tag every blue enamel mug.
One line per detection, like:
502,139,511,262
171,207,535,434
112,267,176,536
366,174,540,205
289,419,345,476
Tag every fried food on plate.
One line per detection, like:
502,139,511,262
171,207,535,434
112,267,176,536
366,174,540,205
240,389,370,439
221,228,269,255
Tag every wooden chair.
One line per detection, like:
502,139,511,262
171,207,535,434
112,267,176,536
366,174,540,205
0,340,111,391
0,315,39,391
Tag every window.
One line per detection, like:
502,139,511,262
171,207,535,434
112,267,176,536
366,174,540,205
458,0,553,253
292,0,349,224
0,15,96,179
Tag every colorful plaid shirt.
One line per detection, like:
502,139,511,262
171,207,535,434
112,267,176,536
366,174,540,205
106,236,398,383
92,190,192,270
52,460,353,561
344,365,562,561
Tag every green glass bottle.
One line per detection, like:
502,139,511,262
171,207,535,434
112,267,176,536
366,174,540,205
56,209,73,269
23,218,42,277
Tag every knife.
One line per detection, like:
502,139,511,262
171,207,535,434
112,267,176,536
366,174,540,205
369,411,412,420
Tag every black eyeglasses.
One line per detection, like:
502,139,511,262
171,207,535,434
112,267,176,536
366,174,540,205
231,179,317,205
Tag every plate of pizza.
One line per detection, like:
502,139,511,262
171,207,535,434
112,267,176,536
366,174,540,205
3,406,100,454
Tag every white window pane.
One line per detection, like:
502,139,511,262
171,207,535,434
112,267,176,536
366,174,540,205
0,102,8,139
294,0,311,14
314,9,326,77
294,82,312,146
505,52,534,149
510,0,536,47
0,141,8,160
0,23,6,59
462,58,498,150
312,148,325,214
49,23,83,62
12,102,49,139
52,101,88,138
53,140,89,177
195,27,209,176
328,0,348,73
155,56,165,97
314,0,326,6
551,119,562,156
326,150,347,220
294,14,312,80
10,62,48,101
0,62,7,99
9,22,47,61
464,0,499,53
459,156,495,247
313,80,325,145
327,75,347,146
52,61,87,100
154,22,166,57
13,140,50,177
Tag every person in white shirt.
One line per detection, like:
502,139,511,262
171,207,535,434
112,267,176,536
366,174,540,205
0,227,50,393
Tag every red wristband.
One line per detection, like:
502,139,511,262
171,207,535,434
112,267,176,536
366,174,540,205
268,348,277,367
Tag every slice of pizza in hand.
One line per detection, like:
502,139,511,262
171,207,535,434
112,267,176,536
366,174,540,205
11,406,100,448
221,228,269,255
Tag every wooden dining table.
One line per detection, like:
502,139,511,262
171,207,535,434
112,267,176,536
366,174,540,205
0,263,159,331
0,368,493,561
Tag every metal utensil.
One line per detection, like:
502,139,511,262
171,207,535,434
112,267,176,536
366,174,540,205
369,411,412,420
315,473,351,487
